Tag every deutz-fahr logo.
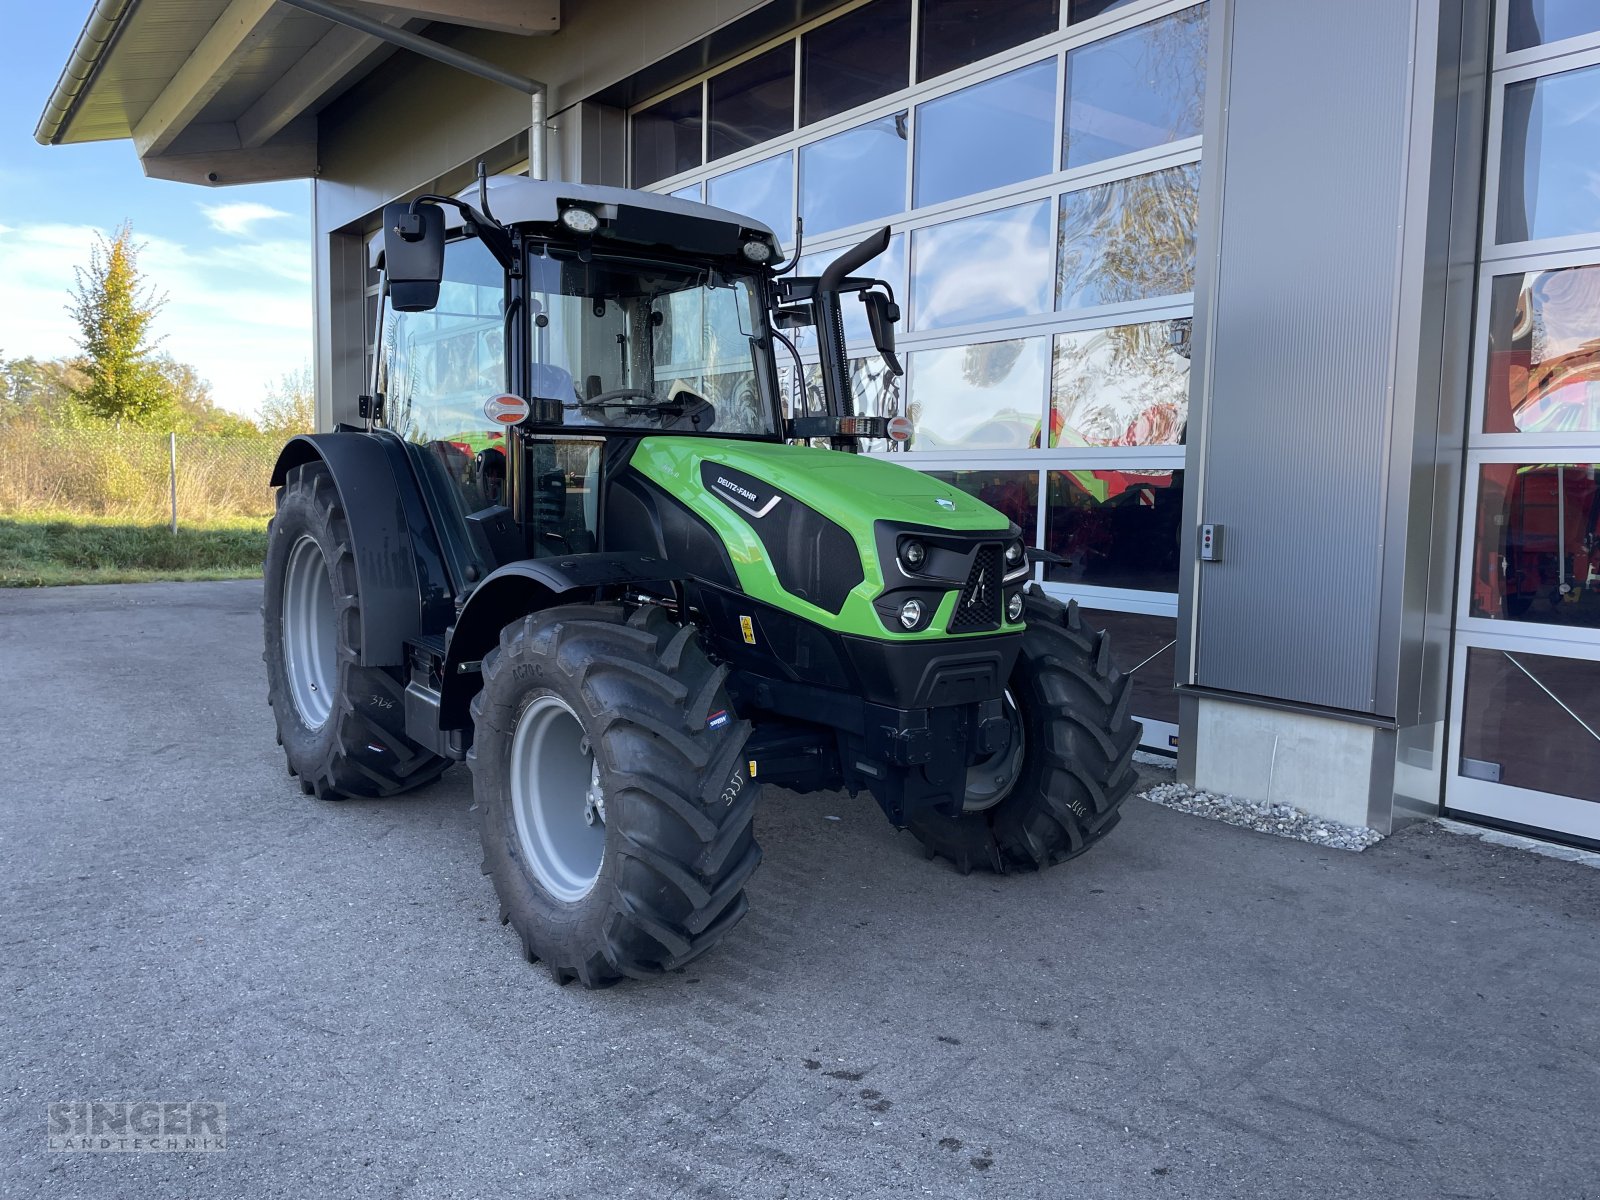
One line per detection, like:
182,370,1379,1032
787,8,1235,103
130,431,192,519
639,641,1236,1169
716,476,758,503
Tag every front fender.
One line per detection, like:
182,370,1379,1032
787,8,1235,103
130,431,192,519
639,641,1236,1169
269,432,452,666
439,552,681,731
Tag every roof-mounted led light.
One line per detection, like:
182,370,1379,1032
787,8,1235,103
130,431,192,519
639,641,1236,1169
741,238,773,263
560,207,599,234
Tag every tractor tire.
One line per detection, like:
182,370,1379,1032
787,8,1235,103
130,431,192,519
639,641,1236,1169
904,589,1138,874
263,460,450,800
470,602,761,987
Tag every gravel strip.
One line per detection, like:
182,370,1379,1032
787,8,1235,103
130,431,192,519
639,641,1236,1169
1141,781,1384,852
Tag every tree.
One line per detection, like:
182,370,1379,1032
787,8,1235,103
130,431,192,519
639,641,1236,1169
154,356,259,436
257,365,316,437
68,223,172,426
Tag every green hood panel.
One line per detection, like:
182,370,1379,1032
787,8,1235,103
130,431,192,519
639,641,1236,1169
628,437,1016,640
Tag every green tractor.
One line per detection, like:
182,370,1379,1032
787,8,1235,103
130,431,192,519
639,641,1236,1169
263,175,1137,987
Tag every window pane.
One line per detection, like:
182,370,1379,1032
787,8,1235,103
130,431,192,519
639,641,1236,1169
913,60,1057,208
1080,608,1178,728
1508,0,1600,52
925,470,1039,537
708,44,795,161
1044,468,1183,591
1068,0,1140,21
797,234,906,349
1471,463,1600,625
911,200,1054,331
802,0,911,125
632,86,702,187
1064,5,1207,169
917,0,1060,81
669,182,703,202
904,337,1048,450
801,113,908,235
1461,647,1600,803
1485,264,1600,434
708,152,794,244
1498,63,1600,243
1057,164,1199,309
1051,321,1190,447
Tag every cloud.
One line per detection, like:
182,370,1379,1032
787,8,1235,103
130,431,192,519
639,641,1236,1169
198,201,290,236
0,221,311,417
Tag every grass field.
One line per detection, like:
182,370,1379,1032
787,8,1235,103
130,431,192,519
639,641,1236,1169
0,514,267,587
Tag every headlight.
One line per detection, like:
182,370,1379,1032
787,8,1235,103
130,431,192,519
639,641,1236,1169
1007,592,1024,622
898,599,924,630
741,238,773,263
1005,540,1025,568
901,539,926,571
560,207,599,234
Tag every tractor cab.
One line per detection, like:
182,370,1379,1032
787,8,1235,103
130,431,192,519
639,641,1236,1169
367,175,900,576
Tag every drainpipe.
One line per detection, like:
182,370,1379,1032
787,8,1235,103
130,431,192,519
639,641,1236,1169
274,0,548,173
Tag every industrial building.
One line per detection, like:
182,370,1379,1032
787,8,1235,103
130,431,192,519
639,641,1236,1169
37,0,1600,845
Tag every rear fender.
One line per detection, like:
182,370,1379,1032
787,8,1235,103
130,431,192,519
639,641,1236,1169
439,552,681,731
269,432,452,666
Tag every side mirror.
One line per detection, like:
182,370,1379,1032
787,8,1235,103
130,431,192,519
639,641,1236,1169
862,291,903,377
382,201,445,313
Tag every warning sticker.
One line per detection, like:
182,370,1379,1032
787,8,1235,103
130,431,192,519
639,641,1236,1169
739,615,756,645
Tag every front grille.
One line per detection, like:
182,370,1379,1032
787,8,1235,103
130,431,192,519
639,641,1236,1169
948,545,1002,633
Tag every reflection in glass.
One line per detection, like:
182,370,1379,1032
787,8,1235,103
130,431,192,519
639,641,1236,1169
708,45,795,161
926,470,1039,538
1080,608,1179,728
1508,0,1600,52
669,182,703,202
797,234,906,350
1486,264,1600,434
1471,463,1600,626
632,86,702,188
904,337,1048,450
802,0,911,125
1064,6,1207,169
1050,322,1190,447
801,114,908,235
912,201,1053,331
1057,164,1199,309
1461,647,1600,803
1498,63,1600,243
918,0,1059,81
1044,468,1183,591
802,356,904,451
913,60,1057,208
708,152,794,246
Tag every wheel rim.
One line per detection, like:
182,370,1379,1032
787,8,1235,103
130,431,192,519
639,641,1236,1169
964,690,1025,812
282,534,338,730
509,694,605,902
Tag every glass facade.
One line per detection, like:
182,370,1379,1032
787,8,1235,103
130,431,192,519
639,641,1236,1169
1448,12,1600,841
631,0,1205,747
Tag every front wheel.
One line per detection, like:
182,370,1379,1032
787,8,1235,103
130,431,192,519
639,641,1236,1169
470,603,761,987
263,461,449,799
904,589,1138,873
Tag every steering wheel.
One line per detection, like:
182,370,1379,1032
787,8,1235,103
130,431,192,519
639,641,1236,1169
579,388,659,408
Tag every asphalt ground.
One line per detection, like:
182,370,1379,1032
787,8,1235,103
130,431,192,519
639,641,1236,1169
3,580,1598,1199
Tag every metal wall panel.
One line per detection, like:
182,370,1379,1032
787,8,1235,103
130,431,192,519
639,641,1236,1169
1191,0,1416,713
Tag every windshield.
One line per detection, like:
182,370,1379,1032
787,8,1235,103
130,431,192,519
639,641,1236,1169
527,245,779,436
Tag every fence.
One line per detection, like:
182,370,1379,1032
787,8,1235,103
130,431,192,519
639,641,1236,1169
0,423,284,527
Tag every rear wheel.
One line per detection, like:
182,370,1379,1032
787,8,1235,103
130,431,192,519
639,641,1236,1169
263,461,450,799
471,602,761,987
904,590,1138,873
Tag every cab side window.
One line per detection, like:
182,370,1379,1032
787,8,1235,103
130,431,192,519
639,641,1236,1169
379,235,509,515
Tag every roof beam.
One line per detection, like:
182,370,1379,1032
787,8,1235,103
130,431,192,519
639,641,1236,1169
236,13,411,149
342,0,559,36
132,0,288,158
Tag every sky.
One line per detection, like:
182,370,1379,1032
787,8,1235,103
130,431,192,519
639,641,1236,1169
0,6,313,418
